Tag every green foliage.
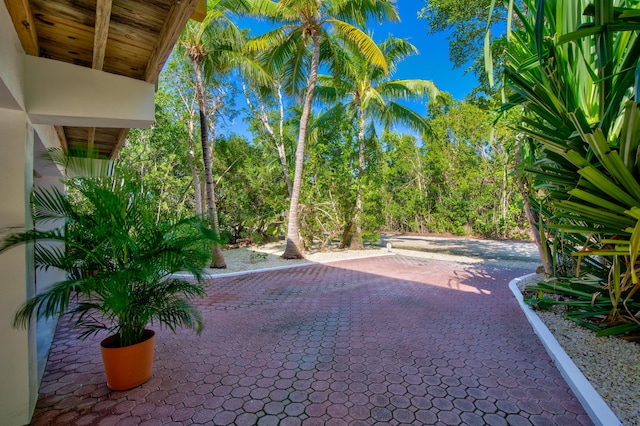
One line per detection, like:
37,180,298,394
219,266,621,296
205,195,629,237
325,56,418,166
245,0,401,258
249,250,269,263
315,34,438,247
526,276,640,337
246,0,400,96
301,111,359,247
212,134,288,241
379,102,526,238
524,291,557,311
123,93,197,222
1,162,213,347
108,2,533,255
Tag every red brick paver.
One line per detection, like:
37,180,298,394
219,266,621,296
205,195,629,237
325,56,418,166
30,256,593,425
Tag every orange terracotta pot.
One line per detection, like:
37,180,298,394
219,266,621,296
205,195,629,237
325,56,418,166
100,329,155,390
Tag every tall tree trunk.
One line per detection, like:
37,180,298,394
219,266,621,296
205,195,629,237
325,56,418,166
193,57,226,268
282,32,321,259
340,220,352,248
276,85,293,197
187,113,203,216
350,106,366,250
501,163,508,238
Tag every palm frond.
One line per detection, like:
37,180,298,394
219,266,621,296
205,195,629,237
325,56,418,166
377,80,439,102
328,0,399,27
384,102,431,136
329,19,388,74
246,26,290,53
379,37,419,77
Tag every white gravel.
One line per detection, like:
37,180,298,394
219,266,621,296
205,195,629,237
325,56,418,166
206,243,639,425
516,274,640,426
202,243,393,275
204,242,538,276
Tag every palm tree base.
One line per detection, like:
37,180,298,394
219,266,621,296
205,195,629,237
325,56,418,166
281,238,304,259
349,238,365,251
211,245,227,268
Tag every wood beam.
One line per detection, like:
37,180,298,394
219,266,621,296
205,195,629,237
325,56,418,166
110,128,130,159
92,0,112,70
191,0,206,22
143,0,199,83
53,125,68,151
87,127,95,153
4,0,39,55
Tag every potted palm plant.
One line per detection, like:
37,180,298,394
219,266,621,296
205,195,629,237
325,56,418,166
0,167,214,390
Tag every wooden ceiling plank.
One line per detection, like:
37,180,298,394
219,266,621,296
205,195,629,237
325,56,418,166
110,1,167,33
144,0,199,83
34,13,95,65
4,0,39,55
107,26,157,51
93,0,112,70
31,0,95,25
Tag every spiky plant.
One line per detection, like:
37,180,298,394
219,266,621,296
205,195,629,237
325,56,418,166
501,0,640,336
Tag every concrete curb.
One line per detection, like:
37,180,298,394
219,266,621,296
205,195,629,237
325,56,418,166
509,274,621,426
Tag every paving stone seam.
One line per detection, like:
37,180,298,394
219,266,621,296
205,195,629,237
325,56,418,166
509,273,621,426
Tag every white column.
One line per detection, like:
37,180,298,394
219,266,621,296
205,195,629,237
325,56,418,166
0,108,37,425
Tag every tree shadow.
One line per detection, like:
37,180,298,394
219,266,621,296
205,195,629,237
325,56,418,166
31,255,585,426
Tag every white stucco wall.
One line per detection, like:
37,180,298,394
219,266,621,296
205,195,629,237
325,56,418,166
0,109,36,426
1,4,62,423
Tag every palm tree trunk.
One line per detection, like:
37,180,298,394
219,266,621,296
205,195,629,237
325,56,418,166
276,85,293,197
282,32,321,259
501,163,508,238
350,106,366,250
516,178,552,275
187,113,203,216
194,57,226,268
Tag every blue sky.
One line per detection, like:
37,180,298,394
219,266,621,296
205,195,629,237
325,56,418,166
226,1,480,134
371,1,478,102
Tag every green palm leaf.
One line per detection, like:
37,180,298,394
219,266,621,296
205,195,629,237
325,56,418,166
329,19,388,73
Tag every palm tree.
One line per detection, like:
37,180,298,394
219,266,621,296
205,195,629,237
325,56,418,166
179,0,270,267
316,36,438,249
248,0,399,259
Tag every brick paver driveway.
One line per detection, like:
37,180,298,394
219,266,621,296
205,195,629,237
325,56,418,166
31,256,592,425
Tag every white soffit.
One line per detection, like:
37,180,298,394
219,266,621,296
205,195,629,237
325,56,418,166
24,56,155,128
